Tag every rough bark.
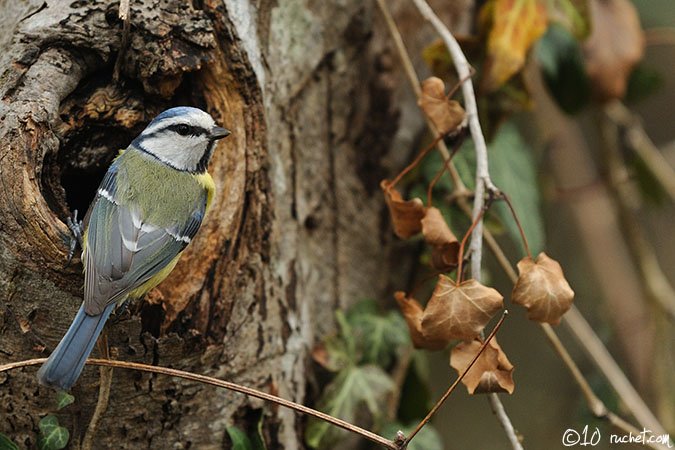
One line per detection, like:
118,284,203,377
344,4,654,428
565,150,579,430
0,0,400,448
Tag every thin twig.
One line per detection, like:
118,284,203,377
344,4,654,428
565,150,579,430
374,0,468,194
427,137,464,206
456,197,670,442
386,346,413,422
501,193,532,259
389,134,445,187
540,322,670,450
456,206,487,285
82,334,113,450
403,311,508,446
605,101,675,204
408,0,498,280
407,2,519,449
598,107,675,321
376,0,667,444
1,358,398,450
563,307,669,437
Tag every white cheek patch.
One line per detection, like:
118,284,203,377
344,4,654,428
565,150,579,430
141,135,205,172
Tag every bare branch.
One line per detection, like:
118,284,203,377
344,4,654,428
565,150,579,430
407,1,519,448
374,0,468,194
563,307,669,437
605,101,675,204
598,105,675,321
403,311,509,446
0,358,398,450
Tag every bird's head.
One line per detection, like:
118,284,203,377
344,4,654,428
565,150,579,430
131,106,230,173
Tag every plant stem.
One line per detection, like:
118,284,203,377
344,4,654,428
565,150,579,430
374,0,468,194
501,193,532,259
407,2,519,449
408,0,498,279
456,206,487,285
604,101,675,203
389,134,444,188
1,358,398,450
403,311,508,447
82,333,113,450
456,197,670,444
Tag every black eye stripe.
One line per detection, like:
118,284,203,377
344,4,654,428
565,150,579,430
166,124,209,137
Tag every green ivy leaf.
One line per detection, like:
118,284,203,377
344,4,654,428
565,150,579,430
38,415,69,450
489,121,545,255
397,352,433,423
382,422,444,450
426,122,544,254
536,24,590,114
251,413,267,450
347,300,410,367
226,426,254,450
55,391,74,410
305,365,395,448
0,432,19,450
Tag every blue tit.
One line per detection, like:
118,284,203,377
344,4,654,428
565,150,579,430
37,106,230,390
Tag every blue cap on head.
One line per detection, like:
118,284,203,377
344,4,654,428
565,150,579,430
148,106,206,126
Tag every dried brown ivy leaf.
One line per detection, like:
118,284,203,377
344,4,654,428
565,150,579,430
481,0,548,92
381,180,425,239
394,291,448,350
582,0,644,101
418,77,465,135
421,276,504,342
450,338,515,394
421,207,460,271
512,252,575,325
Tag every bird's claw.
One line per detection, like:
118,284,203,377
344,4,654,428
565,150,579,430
66,210,84,265
111,299,132,323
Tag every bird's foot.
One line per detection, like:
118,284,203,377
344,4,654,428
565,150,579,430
111,299,132,323
66,210,84,265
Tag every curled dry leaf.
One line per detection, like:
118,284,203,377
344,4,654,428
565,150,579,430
421,207,460,271
482,0,548,92
417,77,465,135
450,338,515,394
421,276,504,342
582,0,644,101
381,180,425,239
512,252,575,325
394,291,448,351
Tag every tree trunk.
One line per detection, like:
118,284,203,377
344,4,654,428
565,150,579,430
0,0,399,448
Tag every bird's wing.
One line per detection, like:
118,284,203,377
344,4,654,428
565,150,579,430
82,161,206,315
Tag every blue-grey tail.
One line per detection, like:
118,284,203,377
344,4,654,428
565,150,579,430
37,303,115,390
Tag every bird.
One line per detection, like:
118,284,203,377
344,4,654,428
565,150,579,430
37,106,230,390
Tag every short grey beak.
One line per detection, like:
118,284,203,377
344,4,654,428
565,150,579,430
211,126,231,140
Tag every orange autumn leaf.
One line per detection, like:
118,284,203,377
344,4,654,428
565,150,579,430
421,207,460,271
482,0,548,92
394,291,448,350
417,77,465,135
421,276,504,342
512,252,575,325
450,338,515,394
381,180,425,239
582,0,644,101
